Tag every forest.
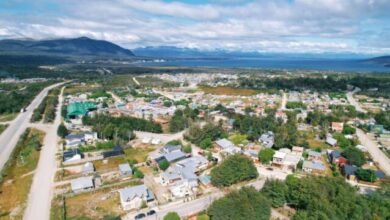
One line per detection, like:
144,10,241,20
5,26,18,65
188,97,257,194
82,114,162,143
0,81,55,115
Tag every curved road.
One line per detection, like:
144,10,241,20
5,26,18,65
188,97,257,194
0,82,64,171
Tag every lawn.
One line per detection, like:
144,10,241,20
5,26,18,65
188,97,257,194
0,113,17,122
94,157,127,172
0,128,45,219
200,86,260,96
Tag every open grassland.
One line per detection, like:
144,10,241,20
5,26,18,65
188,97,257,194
63,83,101,95
124,146,156,163
200,86,260,96
0,128,45,219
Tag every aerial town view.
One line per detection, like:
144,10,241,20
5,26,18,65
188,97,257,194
0,1,390,220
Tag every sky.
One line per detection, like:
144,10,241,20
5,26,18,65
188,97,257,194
0,0,390,54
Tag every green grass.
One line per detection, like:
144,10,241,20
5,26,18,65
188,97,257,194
0,113,17,122
0,124,8,135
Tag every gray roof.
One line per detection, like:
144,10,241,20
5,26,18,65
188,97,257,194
303,160,326,171
343,165,358,175
65,134,84,141
215,138,235,149
163,144,182,153
71,176,94,191
118,163,132,173
308,150,322,158
82,162,95,173
326,136,337,146
164,151,186,162
118,185,154,203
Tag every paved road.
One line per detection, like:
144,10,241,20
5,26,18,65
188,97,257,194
356,129,390,176
347,91,367,113
23,86,65,220
124,179,266,220
279,91,287,111
0,82,64,171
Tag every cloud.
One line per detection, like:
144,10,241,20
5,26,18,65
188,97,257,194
0,0,390,54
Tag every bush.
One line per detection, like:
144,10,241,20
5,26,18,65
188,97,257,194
57,123,68,138
183,144,192,153
199,138,213,149
211,154,258,187
208,187,270,220
163,212,180,220
343,125,356,135
356,168,377,182
134,170,144,179
342,147,366,167
158,159,170,171
258,148,275,164
261,179,288,208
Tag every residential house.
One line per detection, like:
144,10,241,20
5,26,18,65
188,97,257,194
119,163,133,176
342,165,358,181
102,146,124,158
82,162,95,174
71,176,94,193
215,139,241,155
65,134,85,148
244,149,259,161
308,150,322,161
258,131,274,148
326,135,337,147
331,122,344,133
118,185,154,210
291,146,304,156
63,149,84,162
275,111,288,123
302,160,326,174
328,150,347,166
272,149,301,171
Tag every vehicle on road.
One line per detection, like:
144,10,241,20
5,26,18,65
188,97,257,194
147,210,156,216
135,213,146,219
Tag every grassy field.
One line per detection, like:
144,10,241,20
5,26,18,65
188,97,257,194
63,83,101,95
0,113,17,122
51,180,142,220
0,124,8,135
200,86,260,96
0,128,45,219
124,146,156,163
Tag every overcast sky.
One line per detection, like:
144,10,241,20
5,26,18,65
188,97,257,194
0,0,390,54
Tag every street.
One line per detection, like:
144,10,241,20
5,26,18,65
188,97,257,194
346,91,367,113
23,86,65,220
0,82,64,171
356,129,390,176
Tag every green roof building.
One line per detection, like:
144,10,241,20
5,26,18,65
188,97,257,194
67,102,97,118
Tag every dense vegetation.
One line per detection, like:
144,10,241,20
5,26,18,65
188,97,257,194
207,187,270,220
82,114,162,143
258,148,275,164
184,123,227,149
0,81,55,115
169,108,199,132
375,111,390,130
239,75,390,97
286,101,306,109
210,154,258,187
260,176,390,220
31,88,60,122
163,212,180,220
342,146,366,167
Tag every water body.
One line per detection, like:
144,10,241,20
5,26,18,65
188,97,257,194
139,57,390,73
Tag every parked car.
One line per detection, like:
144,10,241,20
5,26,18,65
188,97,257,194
147,210,156,216
134,213,146,219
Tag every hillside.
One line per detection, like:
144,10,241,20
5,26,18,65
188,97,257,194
0,37,134,57
365,56,390,67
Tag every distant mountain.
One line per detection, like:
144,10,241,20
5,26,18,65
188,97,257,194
365,56,390,67
0,37,134,57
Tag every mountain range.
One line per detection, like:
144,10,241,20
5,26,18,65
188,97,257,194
0,37,134,57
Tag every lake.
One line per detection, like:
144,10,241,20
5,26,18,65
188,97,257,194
139,57,390,73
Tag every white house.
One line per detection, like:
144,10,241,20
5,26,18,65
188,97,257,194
118,185,154,210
